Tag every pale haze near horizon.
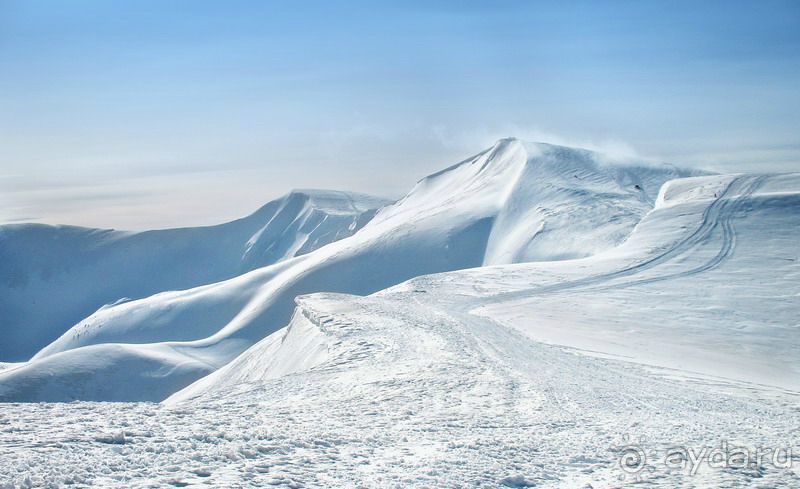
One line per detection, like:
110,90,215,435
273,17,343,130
1,1,798,230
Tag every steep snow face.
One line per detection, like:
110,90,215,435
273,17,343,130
4,287,797,487
482,143,698,263
172,172,800,402
112,172,796,487
2,165,798,487
240,190,385,270
371,139,700,265
402,172,800,390
2,140,702,401
170,296,334,402
0,190,388,361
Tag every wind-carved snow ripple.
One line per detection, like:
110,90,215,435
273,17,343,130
476,174,770,303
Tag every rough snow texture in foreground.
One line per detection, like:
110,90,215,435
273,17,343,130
1,291,797,488
1,164,799,487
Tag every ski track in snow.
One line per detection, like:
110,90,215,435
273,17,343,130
1,140,704,403
1,144,798,487
474,173,766,305
1,291,798,488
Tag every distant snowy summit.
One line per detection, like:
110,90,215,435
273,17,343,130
383,138,707,264
0,189,390,361
0,139,711,401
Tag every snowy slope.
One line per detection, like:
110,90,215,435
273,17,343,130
1,158,798,487
6,174,797,487
0,190,388,361
1,139,701,401
469,172,800,390
174,172,800,399
148,171,799,487
1,276,796,487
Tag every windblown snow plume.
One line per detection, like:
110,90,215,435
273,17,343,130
0,139,702,401
1,139,799,488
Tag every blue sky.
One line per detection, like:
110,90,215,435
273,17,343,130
1,0,799,228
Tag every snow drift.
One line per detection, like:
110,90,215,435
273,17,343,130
2,141,798,488
0,190,388,361
171,172,800,405
0,139,702,401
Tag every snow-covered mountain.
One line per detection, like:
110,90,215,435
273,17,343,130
2,140,799,488
0,139,702,401
0,190,388,361
172,172,800,401
3,171,798,487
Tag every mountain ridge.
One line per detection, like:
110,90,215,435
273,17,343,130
1,139,709,400
0,189,389,361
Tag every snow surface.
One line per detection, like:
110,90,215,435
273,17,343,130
0,190,388,361
1,139,798,487
470,172,800,391
0,139,701,402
